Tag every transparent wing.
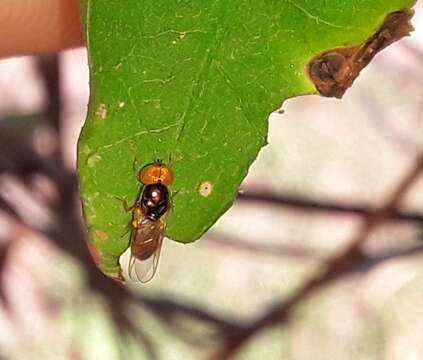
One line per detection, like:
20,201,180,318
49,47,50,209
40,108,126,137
127,251,137,281
128,250,157,282
134,232,163,283
128,219,164,283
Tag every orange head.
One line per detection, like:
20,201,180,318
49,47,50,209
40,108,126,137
138,163,174,185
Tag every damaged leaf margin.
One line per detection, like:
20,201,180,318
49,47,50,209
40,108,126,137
308,10,414,98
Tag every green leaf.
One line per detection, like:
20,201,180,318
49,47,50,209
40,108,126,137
78,0,415,277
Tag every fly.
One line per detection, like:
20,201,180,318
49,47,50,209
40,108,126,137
127,162,174,282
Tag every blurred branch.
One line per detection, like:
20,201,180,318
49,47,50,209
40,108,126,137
204,232,327,260
139,296,243,345
36,55,61,135
351,241,423,273
35,54,64,162
5,128,164,357
204,232,423,267
214,153,423,359
0,55,146,355
0,55,163,359
0,118,134,314
134,237,423,353
0,196,20,220
237,191,423,224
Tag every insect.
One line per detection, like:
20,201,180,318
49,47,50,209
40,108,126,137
127,162,174,282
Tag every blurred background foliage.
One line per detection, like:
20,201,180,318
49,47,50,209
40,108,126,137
0,3,422,360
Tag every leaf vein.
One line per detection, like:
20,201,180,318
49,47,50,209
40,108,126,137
98,122,182,151
285,0,342,28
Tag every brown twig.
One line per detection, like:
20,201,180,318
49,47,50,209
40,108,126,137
204,232,327,260
213,153,423,359
36,55,61,135
139,295,243,345
0,56,146,355
351,241,423,273
0,56,162,360
237,192,423,224
204,232,423,267
135,238,423,352
35,54,64,162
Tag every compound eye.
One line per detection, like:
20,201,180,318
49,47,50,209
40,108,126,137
138,163,174,185
138,164,158,185
159,166,174,185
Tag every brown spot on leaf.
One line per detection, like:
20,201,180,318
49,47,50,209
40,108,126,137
94,230,109,241
308,10,414,98
95,103,108,119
